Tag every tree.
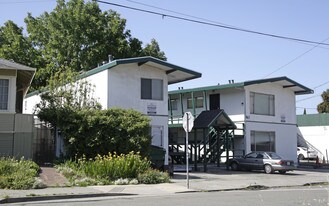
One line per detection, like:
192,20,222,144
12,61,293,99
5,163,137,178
23,0,166,90
142,39,167,61
317,89,329,113
0,20,42,68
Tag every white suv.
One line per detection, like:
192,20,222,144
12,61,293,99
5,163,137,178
297,147,318,160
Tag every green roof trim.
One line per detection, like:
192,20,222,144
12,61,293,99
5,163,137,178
297,113,329,127
169,76,313,95
169,82,244,95
26,56,201,98
79,56,201,81
244,76,313,95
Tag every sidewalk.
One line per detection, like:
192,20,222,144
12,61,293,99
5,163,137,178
1,167,328,204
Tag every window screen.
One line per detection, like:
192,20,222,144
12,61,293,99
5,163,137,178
0,79,9,110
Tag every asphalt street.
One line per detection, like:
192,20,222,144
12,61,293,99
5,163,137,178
8,186,328,206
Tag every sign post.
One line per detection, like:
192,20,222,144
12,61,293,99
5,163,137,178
183,112,194,189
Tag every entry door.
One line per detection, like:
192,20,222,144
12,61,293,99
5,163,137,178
209,94,220,110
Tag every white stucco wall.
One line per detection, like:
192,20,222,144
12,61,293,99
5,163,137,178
24,94,41,114
245,122,297,162
298,126,329,161
245,83,296,124
107,64,169,165
107,64,168,115
84,69,109,109
243,82,298,162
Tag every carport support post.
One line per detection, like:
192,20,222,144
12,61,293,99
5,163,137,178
203,128,207,172
225,127,229,170
216,128,220,167
194,128,198,171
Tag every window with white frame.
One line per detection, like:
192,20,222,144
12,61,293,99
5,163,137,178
0,79,9,110
250,92,275,116
141,78,163,100
187,96,204,109
250,131,275,152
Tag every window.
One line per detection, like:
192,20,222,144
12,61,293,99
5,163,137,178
151,126,163,146
187,96,204,109
169,99,178,110
141,78,163,100
0,79,9,110
250,92,274,116
251,131,275,152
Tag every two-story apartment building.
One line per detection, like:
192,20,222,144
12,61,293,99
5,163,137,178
24,56,201,167
168,77,313,170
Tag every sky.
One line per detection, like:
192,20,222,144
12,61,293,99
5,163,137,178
1,0,329,114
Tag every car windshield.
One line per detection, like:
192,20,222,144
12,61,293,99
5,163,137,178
266,152,281,159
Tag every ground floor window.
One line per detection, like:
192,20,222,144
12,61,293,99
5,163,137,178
0,79,9,110
151,126,163,147
250,131,275,152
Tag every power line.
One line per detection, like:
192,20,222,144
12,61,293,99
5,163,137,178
314,80,329,90
96,0,329,47
124,0,239,28
296,94,321,102
263,37,329,78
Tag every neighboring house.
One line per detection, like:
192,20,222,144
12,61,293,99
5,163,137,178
168,77,313,170
24,56,201,167
297,113,329,163
0,58,36,159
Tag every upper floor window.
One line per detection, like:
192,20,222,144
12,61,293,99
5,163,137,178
141,78,163,100
187,96,204,109
0,79,9,110
169,99,178,110
250,92,274,116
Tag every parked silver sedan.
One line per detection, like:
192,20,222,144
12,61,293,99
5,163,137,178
228,152,295,174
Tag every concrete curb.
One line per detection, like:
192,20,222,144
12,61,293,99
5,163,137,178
0,193,135,204
2,182,328,204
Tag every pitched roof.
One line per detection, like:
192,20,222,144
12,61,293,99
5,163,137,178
0,58,36,96
169,76,313,95
79,56,202,85
194,109,236,129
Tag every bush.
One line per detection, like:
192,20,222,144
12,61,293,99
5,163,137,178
137,169,170,184
0,157,40,189
56,152,151,186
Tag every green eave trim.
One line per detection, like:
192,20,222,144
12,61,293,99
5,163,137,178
169,76,313,96
244,76,313,95
169,124,183,128
26,56,201,98
73,56,202,82
169,82,244,94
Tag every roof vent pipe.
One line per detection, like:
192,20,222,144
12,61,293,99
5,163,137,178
109,54,113,62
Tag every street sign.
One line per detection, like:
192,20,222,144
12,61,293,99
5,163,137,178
183,112,194,132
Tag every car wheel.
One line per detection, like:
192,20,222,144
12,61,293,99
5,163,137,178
231,162,239,171
264,164,274,174
279,171,286,174
298,154,304,160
